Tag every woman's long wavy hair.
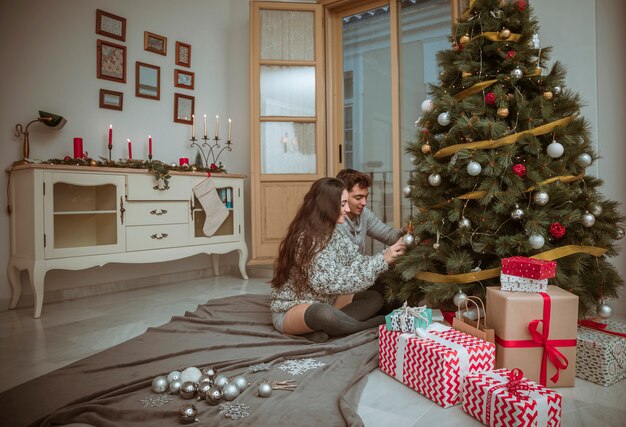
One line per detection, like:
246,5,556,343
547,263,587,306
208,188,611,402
271,177,346,294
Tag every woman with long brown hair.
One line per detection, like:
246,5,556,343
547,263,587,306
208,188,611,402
270,177,405,342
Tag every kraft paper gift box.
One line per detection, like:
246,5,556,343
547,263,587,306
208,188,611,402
486,286,578,388
378,323,495,408
500,273,548,293
576,320,626,386
501,256,556,280
462,368,562,427
385,303,432,333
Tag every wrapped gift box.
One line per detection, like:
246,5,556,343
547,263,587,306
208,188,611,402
576,321,626,386
501,256,556,280
385,304,432,333
486,286,578,387
378,323,495,408
462,368,562,427
500,273,548,293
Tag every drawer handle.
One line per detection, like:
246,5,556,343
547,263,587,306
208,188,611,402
152,183,170,191
150,233,168,240
150,209,168,216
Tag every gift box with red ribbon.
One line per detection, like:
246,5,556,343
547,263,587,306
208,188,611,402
501,256,556,280
378,323,495,408
486,286,578,387
576,320,626,386
462,368,562,426
500,273,548,293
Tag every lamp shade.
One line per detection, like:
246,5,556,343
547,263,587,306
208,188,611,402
39,111,66,129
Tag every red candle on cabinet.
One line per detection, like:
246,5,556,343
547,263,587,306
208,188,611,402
127,139,132,159
108,125,112,147
73,137,83,158
148,135,152,156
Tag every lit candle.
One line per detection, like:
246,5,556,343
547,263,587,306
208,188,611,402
108,124,112,147
127,139,132,160
228,118,232,142
215,115,219,139
191,114,195,138
148,135,152,157
203,114,207,138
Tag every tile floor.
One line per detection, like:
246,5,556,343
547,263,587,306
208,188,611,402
0,273,624,426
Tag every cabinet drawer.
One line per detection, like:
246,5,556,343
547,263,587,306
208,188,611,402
125,201,188,225
126,174,189,201
126,224,189,251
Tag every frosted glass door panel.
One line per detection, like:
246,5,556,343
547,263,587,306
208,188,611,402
260,66,316,117
260,10,314,61
261,122,316,174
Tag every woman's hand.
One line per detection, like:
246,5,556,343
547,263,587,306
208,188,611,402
383,238,406,264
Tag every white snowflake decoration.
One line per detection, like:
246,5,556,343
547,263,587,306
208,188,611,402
138,394,173,408
248,362,272,373
219,402,250,420
277,358,326,376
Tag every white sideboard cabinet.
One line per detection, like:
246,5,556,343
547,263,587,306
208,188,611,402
7,164,248,318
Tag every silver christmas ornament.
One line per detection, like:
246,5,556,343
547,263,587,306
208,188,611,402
511,205,525,220
258,382,273,398
459,217,471,229
180,381,197,400
197,381,212,400
213,374,230,389
553,86,562,95
167,370,181,384
169,380,182,395
428,173,442,187
205,387,223,405
410,156,417,164
178,403,198,425
547,140,564,158
510,67,523,79
453,290,468,307
437,111,451,126
180,367,202,384
170,162,178,168
578,153,592,167
616,227,625,240
402,233,415,247
581,211,596,227
202,367,217,380
198,374,213,385
533,191,549,206
596,301,612,319
466,161,482,176
432,242,440,250
421,99,434,113
222,383,241,401
232,375,249,391
151,376,169,394
528,234,545,249
590,203,603,216
402,185,412,197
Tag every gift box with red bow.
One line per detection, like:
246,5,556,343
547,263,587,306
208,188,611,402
576,320,626,386
486,286,578,387
462,368,562,426
378,323,495,408
501,256,557,280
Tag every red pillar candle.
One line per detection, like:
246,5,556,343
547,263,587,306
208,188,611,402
108,125,112,147
179,157,189,167
148,135,153,157
127,139,132,159
73,138,83,158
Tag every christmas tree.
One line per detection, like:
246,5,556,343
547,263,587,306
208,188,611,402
388,0,625,317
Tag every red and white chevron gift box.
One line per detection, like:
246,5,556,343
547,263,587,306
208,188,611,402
462,368,562,427
379,323,495,408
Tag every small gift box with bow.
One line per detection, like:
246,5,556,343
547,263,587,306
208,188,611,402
462,368,562,427
576,320,626,386
385,303,432,333
379,323,495,407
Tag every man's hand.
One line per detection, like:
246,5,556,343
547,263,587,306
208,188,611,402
384,238,406,264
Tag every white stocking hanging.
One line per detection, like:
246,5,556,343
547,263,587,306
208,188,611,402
192,178,229,236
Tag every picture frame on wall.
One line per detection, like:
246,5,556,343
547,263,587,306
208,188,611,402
174,69,195,90
175,41,192,68
96,9,126,42
174,93,194,125
144,31,167,55
136,62,160,100
99,89,123,111
97,39,127,83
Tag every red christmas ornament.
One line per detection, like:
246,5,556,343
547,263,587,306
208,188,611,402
64,156,72,161
550,222,566,239
515,1,526,12
210,163,217,170
420,129,430,141
506,50,516,59
484,92,497,105
512,163,526,177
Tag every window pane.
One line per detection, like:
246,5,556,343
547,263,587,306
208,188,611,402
261,122,316,174
260,10,314,61
260,66,316,117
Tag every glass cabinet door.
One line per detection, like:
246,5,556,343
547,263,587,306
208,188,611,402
190,178,241,244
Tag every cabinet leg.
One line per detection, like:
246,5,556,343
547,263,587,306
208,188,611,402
7,260,22,309
211,254,220,276
237,247,249,280
27,263,46,318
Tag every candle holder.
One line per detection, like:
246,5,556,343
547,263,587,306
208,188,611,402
190,135,232,168
148,154,153,162
108,144,113,161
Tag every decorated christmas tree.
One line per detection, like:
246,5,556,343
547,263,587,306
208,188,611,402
388,0,625,318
